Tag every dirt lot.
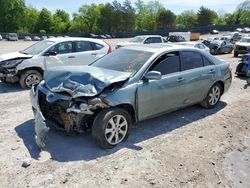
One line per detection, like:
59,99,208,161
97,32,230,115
0,38,249,188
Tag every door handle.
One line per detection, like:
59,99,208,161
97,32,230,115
68,56,75,58
177,77,185,82
91,53,97,56
209,69,215,73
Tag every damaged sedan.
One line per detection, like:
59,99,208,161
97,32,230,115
31,44,232,149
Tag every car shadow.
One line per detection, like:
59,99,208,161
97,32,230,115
15,102,227,162
0,81,23,93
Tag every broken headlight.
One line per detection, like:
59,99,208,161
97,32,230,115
3,59,23,69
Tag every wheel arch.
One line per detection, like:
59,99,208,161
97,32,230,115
115,103,136,123
17,67,44,76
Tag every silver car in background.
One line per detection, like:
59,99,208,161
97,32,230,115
31,44,232,149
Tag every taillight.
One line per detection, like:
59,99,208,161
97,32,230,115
103,41,112,54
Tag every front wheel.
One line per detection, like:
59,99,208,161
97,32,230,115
201,83,222,109
19,70,42,89
92,108,132,149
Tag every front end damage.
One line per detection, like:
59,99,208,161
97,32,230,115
31,84,113,148
31,67,130,148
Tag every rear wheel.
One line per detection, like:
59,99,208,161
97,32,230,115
92,108,131,149
19,70,42,89
201,83,222,109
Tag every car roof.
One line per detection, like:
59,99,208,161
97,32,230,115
45,37,104,43
122,44,202,53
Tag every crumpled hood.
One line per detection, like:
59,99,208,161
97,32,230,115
0,52,32,62
235,42,250,47
44,66,131,98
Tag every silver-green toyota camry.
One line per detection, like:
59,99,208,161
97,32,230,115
30,44,232,149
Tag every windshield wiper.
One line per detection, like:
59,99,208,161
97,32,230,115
19,51,29,55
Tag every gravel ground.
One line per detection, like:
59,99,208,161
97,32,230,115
0,38,249,188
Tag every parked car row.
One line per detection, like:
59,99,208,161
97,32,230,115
236,27,250,33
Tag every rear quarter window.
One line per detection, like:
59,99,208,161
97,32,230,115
91,42,104,50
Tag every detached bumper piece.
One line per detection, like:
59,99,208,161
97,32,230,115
0,66,19,83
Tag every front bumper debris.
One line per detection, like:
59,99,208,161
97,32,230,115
30,85,50,148
30,83,112,148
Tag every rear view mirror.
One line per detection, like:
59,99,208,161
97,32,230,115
45,51,57,56
144,71,162,80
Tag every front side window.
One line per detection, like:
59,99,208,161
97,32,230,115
150,52,180,75
181,51,203,71
48,42,73,54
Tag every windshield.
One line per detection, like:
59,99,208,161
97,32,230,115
240,38,250,43
129,36,146,43
92,49,153,75
22,40,55,55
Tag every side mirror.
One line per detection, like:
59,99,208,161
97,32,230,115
45,51,57,56
144,71,162,80
144,40,150,44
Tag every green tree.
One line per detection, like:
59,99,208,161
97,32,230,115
135,0,164,31
240,10,250,25
156,8,176,30
197,6,218,26
35,8,54,33
177,10,197,27
73,4,100,33
0,0,26,32
19,7,39,33
96,3,115,32
53,9,70,33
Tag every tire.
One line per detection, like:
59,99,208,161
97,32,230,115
92,107,132,149
201,83,222,109
234,51,238,57
19,70,42,89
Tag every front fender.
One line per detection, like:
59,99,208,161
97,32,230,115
16,56,45,72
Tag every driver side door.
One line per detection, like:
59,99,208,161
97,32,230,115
137,51,187,121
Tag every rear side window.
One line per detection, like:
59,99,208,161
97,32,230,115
75,41,93,52
152,37,162,43
203,56,214,66
91,42,104,50
150,52,180,75
181,51,203,71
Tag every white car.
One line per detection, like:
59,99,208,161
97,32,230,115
0,34,2,40
116,35,164,49
0,37,112,88
176,42,210,53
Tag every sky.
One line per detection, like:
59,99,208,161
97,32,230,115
26,0,242,15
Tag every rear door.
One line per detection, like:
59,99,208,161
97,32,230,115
73,41,107,65
179,51,216,104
